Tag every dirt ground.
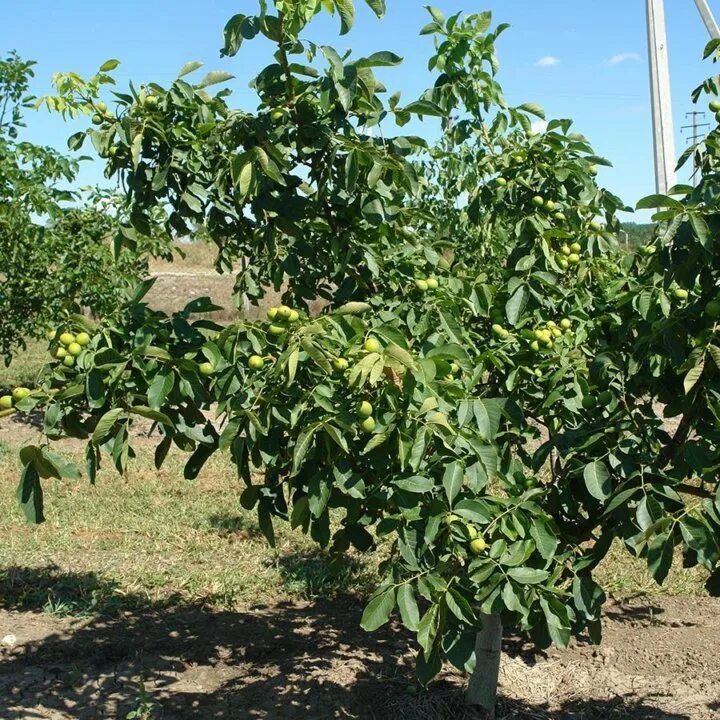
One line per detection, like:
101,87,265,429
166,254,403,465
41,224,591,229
1,594,718,720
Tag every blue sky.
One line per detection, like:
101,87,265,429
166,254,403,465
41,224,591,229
2,0,718,218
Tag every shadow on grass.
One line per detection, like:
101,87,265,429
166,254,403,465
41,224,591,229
0,565,194,619
0,566,705,720
277,551,367,599
204,512,263,539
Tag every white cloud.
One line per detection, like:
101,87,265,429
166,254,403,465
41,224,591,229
531,119,549,135
535,55,560,68
609,52,641,65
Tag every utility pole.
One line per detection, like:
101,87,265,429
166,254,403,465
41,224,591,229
646,0,677,194
693,0,720,38
681,110,710,182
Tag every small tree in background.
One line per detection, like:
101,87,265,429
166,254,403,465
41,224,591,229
0,52,171,364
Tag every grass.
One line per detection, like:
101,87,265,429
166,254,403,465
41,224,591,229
148,239,220,274
597,536,709,599
0,424,709,623
0,338,49,391
0,437,377,616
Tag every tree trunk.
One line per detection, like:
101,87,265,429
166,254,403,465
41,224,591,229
465,613,502,717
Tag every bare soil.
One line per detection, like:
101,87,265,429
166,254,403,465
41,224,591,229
1,595,718,719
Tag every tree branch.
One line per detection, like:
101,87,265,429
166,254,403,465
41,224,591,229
676,483,715,499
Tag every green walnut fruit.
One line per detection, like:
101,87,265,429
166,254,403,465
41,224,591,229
360,416,376,433
706,300,720,318
512,152,524,163
363,337,381,353
95,101,108,113
496,177,507,187
641,244,656,256
590,220,603,233
450,363,460,375
469,537,487,555
332,357,349,372
560,245,571,256
144,95,159,109
55,347,68,360
544,199,556,211
46,328,57,341
530,340,540,352
499,328,510,339
558,258,569,270
426,277,439,290
67,342,83,357
288,310,300,323
709,100,720,112
444,513,461,525
554,212,566,222
567,253,580,265
63,356,75,368
415,279,429,291
570,242,582,253
0,396,13,410
199,362,215,376
550,327,562,338
491,324,504,336
269,324,286,336
465,524,478,539
59,332,76,347
75,332,91,346
560,318,572,330
248,355,264,370
271,109,284,121
581,395,597,409
12,387,30,402
534,368,543,378
277,306,292,320
358,401,373,418
532,195,544,208
673,288,688,300
597,390,613,406
267,307,279,321
91,113,104,125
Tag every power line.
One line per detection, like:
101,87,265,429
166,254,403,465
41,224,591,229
680,110,710,182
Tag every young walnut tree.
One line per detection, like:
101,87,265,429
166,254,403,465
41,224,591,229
12,2,720,715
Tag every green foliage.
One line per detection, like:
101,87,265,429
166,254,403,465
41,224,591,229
12,1,720,689
620,222,654,249
0,53,169,364
589,38,720,601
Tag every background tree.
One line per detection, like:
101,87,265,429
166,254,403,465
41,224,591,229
619,221,654,249
0,52,171,364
